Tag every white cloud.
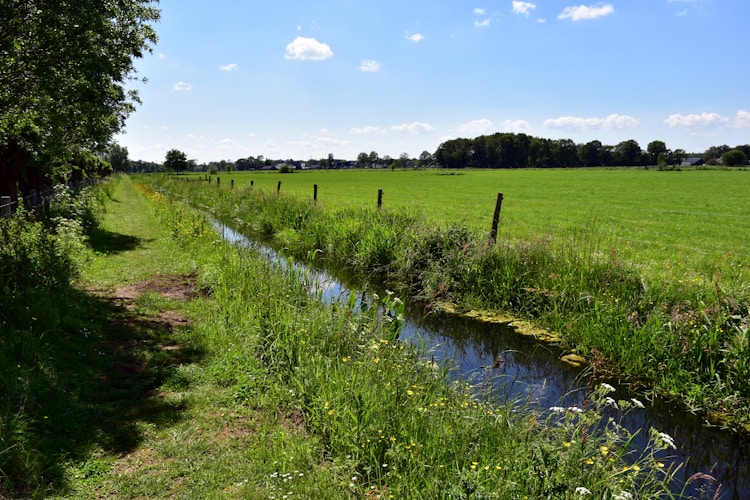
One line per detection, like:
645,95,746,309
349,126,386,135
173,81,192,91
537,18,547,23
220,63,238,71
391,122,434,134
558,3,615,21
475,18,491,27
735,110,750,128
544,114,639,131
284,36,334,61
360,60,382,73
512,1,537,16
406,32,424,43
474,8,486,15
502,119,531,132
457,119,494,135
664,112,730,128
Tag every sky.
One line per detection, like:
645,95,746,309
117,0,750,164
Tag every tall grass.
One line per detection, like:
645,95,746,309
138,182,686,498
146,175,750,429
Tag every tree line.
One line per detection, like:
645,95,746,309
433,133,750,169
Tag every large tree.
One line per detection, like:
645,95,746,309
164,149,188,173
0,0,159,194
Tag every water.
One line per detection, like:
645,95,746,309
213,219,749,499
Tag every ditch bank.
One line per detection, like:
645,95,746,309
213,218,749,500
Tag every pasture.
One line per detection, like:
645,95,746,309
190,168,750,283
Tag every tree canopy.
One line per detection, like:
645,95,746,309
164,149,188,173
0,0,159,188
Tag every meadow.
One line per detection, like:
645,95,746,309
0,176,690,498
159,168,750,430
187,167,750,283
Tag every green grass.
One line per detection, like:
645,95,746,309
0,175,694,498
185,167,750,282
150,170,750,430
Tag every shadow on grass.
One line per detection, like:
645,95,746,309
86,226,148,254
0,283,203,496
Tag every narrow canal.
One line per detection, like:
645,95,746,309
214,220,748,499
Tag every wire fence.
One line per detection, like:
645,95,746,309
0,179,99,218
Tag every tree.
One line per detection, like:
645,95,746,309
164,149,188,173
0,1,160,191
703,145,730,162
104,143,130,172
647,140,669,165
418,150,433,167
357,152,369,168
368,151,379,168
722,149,747,167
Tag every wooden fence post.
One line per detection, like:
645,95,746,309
489,193,504,244
217,177,221,188
277,181,281,194
231,179,234,189
377,189,383,209
1,196,11,218
250,180,254,188
313,184,318,203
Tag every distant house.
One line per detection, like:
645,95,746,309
681,157,705,167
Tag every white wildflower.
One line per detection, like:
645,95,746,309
567,406,584,414
631,398,645,408
605,397,619,409
614,492,634,500
601,383,616,393
550,406,566,413
658,432,677,450
575,486,592,495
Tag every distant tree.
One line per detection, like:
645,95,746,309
397,152,410,168
647,140,669,165
368,151,379,167
580,140,603,167
104,143,130,171
703,145,731,162
418,150,433,167
722,149,747,167
164,148,188,173
357,152,369,167
614,139,644,166
327,153,335,169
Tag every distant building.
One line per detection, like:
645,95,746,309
681,157,705,167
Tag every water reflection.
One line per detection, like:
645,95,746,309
212,219,748,499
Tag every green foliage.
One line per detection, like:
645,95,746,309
164,149,188,173
722,149,747,167
0,0,159,177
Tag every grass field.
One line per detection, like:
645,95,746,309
186,167,750,282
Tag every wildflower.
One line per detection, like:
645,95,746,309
567,406,583,414
550,406,566,413
563,441,574,447
601,383,616,393
605,397,619,409
342,356,350,362
614,492,634,500
373,357,380,364
657,431,677,450
600,446,609,456
575,486,592,495
407,390,414,396
631,398,645,409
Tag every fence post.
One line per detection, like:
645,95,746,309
1,196,11,218
250,180,254,188
313,184,318,204
489,193,504,244
377,189,383,209
277,181,281,194
231,179,234,189
217,177,221,188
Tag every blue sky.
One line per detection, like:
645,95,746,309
118,0,750,163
